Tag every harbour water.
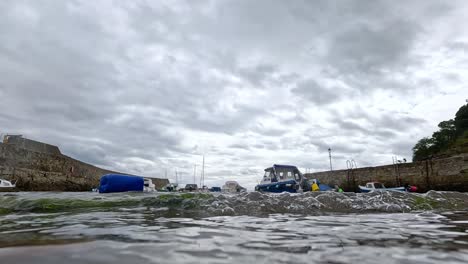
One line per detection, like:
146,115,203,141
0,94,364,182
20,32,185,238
1,191,468,263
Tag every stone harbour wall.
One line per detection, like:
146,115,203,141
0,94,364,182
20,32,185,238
304,153,468,192
2,135,61,155
0,141,169,191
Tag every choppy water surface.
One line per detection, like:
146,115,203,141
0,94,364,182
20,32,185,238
1,191,468,264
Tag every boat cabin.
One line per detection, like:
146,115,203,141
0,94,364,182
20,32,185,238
262,164,302,184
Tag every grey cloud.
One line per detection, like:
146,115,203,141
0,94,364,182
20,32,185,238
291,79,343,105
251,123,289,137
229,143,250,150
331,113,425,142
327,20,421,73
335,120,369,134
448,41,468,52
308,137,365,156
236,64,277,88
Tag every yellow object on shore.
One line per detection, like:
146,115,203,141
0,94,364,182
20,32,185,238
312,183,320,191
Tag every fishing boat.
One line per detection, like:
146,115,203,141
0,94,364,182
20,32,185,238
358,182,406,193
0,178,16,190
255,164,309,193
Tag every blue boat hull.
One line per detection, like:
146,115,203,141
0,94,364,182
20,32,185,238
255,180,298,193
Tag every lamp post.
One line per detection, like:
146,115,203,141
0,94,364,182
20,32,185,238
328,148,333,171
201,155,205,187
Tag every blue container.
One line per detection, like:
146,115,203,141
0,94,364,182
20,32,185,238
98,174,144,193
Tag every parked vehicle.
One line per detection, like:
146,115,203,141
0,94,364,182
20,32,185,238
209,187,222,192
184,184,198,192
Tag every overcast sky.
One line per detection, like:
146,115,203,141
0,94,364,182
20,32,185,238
1,0,467,189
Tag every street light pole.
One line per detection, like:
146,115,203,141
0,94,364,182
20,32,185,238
328,148,333,171
201,155,205,187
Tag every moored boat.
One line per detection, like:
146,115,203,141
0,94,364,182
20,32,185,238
255,164,309,193
309,179,334,192
0,179,16,191
358,182,406,193
144,178,156,192
222,181,246,193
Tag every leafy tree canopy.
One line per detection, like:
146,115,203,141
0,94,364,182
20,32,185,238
413,103,468,161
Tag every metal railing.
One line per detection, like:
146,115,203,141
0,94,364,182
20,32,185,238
346,159,357,192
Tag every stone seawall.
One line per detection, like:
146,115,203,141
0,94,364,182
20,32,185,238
3,135,61,155
0,142,169,191
304,153,468,192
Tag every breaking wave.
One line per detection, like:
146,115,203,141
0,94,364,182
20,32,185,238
1,191,468,217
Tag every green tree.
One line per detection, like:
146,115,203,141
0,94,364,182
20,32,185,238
412,103,468,161
454,104,468,136
431,119,456,153
412,137,435,161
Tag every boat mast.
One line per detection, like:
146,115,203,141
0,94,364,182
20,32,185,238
201,155,205,187
193,165,197,184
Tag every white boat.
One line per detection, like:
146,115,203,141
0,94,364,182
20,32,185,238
0,179,16,189
358,182,405,193
222,181,246,193
143,178,156,192
255,164,306,193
